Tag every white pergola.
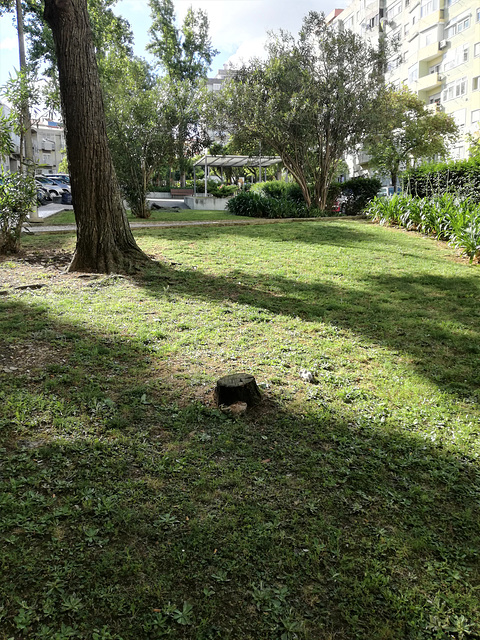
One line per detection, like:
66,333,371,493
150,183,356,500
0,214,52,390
193,154,283,195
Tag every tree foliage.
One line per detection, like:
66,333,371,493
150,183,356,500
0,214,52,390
364,86,458,190
103,54,176,218
5,0,134,77
1,68,40,170
147,0,216,186
217,12,384,209
147,0,217,82
0,169,36,254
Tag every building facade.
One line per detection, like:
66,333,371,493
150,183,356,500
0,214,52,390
0,101,65,175
328,0,480,175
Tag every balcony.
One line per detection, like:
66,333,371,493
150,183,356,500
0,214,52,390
417,9,445,32
426,102,444,113
416,72,443,93
418,41,444,63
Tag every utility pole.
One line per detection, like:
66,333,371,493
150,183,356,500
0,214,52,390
15,0,40,222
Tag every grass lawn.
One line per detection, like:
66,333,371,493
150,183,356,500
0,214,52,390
44,208,250,225
1,219,480,639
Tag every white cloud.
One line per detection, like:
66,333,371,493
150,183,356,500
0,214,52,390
115,0,343,72
224,35,268,67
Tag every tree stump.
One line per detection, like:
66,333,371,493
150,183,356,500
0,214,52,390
215,373,262,407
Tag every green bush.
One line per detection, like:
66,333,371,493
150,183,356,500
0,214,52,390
250,180,306,204
250,180,286,199
284,182,305,204
226,190,318,219
403,158,480,202
331,176,382,215
226,191,269,217
0,171,37,254
366,193,480,262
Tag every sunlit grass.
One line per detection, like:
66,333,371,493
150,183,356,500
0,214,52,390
1,219,480,639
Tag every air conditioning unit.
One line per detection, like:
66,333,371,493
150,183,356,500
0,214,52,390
439,39,448,49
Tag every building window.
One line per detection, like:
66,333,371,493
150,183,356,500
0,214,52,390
476,7,480,21
445,16,471,37
472,110,480,123
473,76,480,91
475,42,480,57
387,2,402,19
452,109,466,126
408,64,419,83
421,25,437,47
420,0,438,17
443,44,469,70
442,77,467,101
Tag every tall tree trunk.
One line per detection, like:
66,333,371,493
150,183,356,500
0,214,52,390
43,0,150,274
15,0,34,175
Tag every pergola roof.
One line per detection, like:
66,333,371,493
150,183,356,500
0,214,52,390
194,154,283,168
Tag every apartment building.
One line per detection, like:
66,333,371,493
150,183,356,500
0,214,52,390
31,120,65,175
328,0,480,173
0,101,65,175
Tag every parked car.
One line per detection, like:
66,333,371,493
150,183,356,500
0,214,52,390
35,176,70,198
332,194,348,214
36,186,51,205
48,173,70,185
377,186,402,198
61,191,73,205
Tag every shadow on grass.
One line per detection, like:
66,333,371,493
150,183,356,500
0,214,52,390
136,217,381,249
137,254,480,400
1,295,480,639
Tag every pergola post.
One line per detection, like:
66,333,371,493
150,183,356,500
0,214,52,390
204,155,207,196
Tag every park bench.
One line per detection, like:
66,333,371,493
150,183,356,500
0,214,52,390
170,188,194,197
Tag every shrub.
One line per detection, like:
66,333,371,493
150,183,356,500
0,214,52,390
226,190,318,219
0,171,37,254
365,193,480,262
226,191,270,217
250,180,307,204
250,180,286,199
403,158,480,202
332,176,382,215
284,182,306,204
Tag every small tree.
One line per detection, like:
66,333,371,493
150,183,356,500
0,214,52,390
1,68,40,172
364,86,458,191
0,170,36,254
217,12,384,210
103,55,176,218
147,0,217,187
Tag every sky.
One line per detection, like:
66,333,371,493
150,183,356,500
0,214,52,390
0,0,342,90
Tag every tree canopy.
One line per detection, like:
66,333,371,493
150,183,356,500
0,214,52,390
103,53,176,218
147,0,217,82
364,86,458,190
218,12,385,209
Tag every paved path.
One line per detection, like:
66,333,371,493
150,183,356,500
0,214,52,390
24,216,326,234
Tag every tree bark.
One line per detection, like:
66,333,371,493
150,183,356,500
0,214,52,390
43,0,151,274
